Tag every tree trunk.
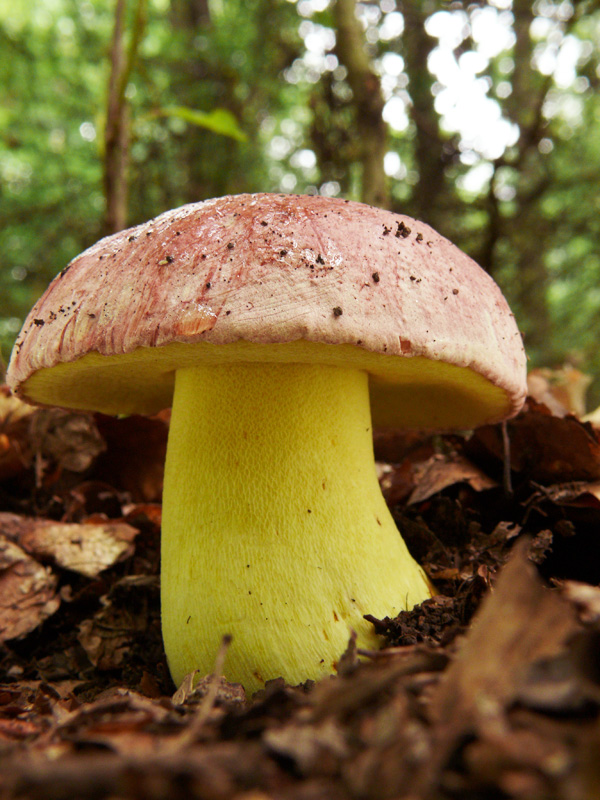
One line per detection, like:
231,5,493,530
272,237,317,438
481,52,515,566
170,0,210,29
333,0,388,208
495,0,552,353
103,0,146,235
401,0,450,231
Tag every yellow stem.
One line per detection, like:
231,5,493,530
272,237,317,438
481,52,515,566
161,361,430,692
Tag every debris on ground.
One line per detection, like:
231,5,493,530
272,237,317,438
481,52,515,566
2,382,600,799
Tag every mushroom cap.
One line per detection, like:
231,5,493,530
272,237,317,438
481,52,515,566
7,193,527,429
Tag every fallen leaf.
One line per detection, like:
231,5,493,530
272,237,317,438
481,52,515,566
77,576,161,672
411,539,580,794
78,603,135,670
263,717,348,775
468,398,600,484
433,539,578,721
0,536,60,640
561,581,600,624
515,632,600,715
0,717,45,740
54,688,178,755
527,366,592,418
172,670,199,706
0,386,36,481
537,480,600,509
408,453,497,505
464,725,570,798
378,460,415,506
65,480,128,520
0,512,138,578
29,407,106,478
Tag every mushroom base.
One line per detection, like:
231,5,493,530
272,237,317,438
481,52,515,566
161,362,431,693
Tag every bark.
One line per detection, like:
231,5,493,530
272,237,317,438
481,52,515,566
506,0,552,158
488,0,552,351
333,0,388,208
170,0,211,30
401,0,452,231
103,0,146,235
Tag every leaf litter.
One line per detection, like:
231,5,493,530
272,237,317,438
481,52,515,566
2,380,600,798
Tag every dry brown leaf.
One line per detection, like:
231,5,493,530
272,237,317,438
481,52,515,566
78,614,132,670
464,726,569,797
411,539,580,795
0,392,108,486
172,670,200,705
0,717,45,741
0,386,35,425
0,536,60,640
0,512,138,578
77,594,147,670
433,539,577,721
52,688,178,756
408,453,497,505
561,581,600,624
469,398,600,484
527,366,592,418
20,520,137,578
539,480,600,509
378,460,415,506
29,408,106,478
0,386,36,481
263,718,348,775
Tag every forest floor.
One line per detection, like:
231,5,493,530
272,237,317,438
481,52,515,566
1,373,600,800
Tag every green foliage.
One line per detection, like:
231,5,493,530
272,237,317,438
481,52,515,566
0,0,301,364
0,0,110,362
153,106,248,142
2,0,600,403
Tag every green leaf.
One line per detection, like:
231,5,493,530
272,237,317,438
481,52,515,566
157,105,247,142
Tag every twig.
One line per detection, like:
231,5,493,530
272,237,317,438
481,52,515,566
502,421,513,497
177,634,232,747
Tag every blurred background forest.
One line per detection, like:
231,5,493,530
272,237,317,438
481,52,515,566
2,0,600,403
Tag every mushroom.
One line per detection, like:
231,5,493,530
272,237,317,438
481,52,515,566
6,194,527,692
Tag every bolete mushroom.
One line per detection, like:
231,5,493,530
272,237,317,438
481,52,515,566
7,194,527,692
